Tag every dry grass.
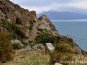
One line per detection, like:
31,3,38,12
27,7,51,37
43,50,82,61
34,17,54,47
51,50,87,65
1,50,50,65
69,54,87,65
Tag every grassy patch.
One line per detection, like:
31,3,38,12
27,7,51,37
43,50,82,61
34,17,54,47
1,50,50,65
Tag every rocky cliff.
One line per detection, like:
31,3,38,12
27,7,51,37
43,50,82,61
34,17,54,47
0,0,87,65
0,0,86,56
0,0,58,42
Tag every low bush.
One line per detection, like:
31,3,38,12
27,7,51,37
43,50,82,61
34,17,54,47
0,32,13,63
50,36,75,64
51,51,73,65
54,36,75,53
55,43,74,53
35,30,58,45
1,19,26,39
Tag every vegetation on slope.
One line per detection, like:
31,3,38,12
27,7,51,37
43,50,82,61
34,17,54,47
0,32,13,63
0,0,87,65
1,50,50,65
35,29,58,45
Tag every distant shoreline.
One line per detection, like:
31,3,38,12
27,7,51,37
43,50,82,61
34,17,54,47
51,19,87,22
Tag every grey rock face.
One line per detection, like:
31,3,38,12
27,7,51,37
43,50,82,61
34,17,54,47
74,46,82,54
38,15,59,36
33,44,45,51
24,45,33,51
11,39,24,49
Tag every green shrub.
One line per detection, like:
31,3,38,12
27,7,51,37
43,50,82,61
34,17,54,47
55,43,74,53
1,19,25,39
0,32,13,63
51,51,73,64
54,36,74,53
50,36,75,64
35,31,58,45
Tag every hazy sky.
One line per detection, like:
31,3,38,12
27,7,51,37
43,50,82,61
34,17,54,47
10,0,87,13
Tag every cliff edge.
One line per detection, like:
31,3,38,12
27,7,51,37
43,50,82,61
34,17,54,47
0,0,87,65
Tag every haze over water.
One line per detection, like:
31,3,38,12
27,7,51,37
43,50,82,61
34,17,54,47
52,20,87,51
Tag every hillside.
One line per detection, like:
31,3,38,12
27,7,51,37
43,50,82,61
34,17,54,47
0,0,58,41
0,0,87,65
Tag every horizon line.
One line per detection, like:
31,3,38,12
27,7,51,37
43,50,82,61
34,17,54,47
51,19,87,22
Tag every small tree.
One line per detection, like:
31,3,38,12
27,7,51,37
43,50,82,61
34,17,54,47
0,32,13,63
35,31,58,45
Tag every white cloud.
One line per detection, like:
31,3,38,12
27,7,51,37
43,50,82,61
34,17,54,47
65,0,87,9
20,3,62,13
10,0,87,13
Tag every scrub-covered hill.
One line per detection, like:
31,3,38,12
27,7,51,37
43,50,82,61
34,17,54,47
0,0,87,65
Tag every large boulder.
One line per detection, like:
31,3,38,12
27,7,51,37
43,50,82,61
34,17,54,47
38,15,59,36
11,39,24,49
74,46,82,54
33,44,45,51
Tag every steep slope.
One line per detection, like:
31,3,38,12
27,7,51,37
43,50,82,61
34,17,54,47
0,0,58,42
0,0,87,65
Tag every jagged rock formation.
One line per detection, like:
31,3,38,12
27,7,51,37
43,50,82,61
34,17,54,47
0,0,87,65
0,0,86,55
0,0,58,42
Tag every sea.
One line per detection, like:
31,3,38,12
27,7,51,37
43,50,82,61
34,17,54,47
52,20,87,51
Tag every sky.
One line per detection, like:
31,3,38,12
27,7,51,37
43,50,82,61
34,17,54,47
10,0,87,14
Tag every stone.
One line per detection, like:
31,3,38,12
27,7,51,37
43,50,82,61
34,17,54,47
54,63,62,65
33,44,45,51
11,39,24,49
24,45,33,51
74,46,82,54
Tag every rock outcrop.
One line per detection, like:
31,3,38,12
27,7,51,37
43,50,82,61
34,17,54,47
0,0,87,65
0,0,86,55
0,0,58,42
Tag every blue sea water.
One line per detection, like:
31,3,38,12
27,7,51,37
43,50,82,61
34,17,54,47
52,21,87,51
